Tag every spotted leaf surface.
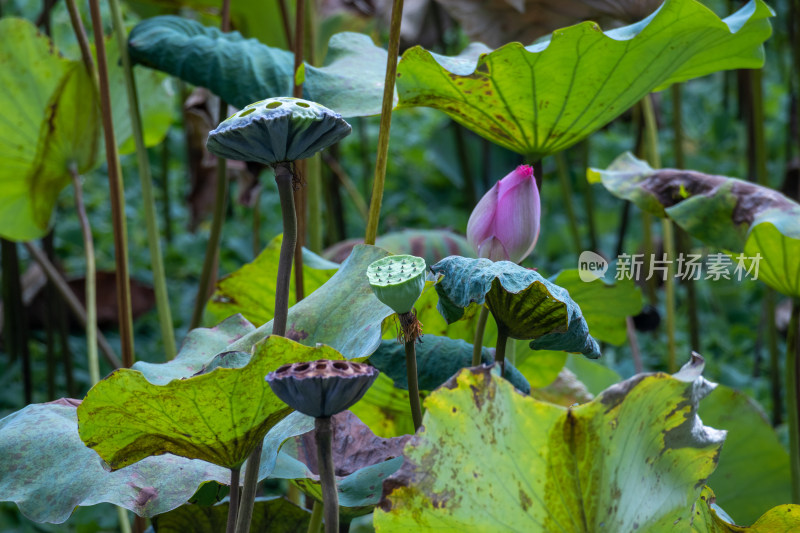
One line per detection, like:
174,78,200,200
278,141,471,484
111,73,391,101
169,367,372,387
395,0,772,157
78,337,341,470
589,152,800,297
375,358,726,531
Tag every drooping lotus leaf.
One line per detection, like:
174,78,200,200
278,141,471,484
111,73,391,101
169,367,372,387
691,486,800,531
0,400,311,523
206,97,351,165
272,411,410,518
227,244,394,359
0,18,100,241
374,356,726,530
369,336,530,394
367,255,427,315
430,256,601,357
266,360,379,418
588,152,800,297
349,373,417,438
77,336,341,470
128,17,389,117
205,235,338,326
548,269,642,345
132,314,256,385
151,497,311,532
699,385,792,526
395,0,773,158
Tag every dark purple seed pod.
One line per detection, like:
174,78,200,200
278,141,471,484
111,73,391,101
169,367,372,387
266,360,379,418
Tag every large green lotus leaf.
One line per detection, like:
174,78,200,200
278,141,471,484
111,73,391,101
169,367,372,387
0,18,100,241
369,336,530,394
205,235,338,326
588,152,800,297
350,373,416,438
104,35,173,155
548,270,642,345
77,336,341,469
133,314,256,384
395,0,772,157
128,17,388,117
226,244,393,359
152,497,310,532
374,357,725,531
691,486,800,531
0,400,311,523
272,411,409,519
698,386,791,526
430,256,601,357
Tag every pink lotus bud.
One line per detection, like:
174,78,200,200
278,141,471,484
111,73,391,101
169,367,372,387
466,165,541,263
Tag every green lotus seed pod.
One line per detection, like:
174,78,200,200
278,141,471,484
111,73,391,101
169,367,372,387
367,255,426,314
206,97,351,165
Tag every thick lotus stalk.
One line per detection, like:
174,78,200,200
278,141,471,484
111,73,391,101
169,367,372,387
207,97,351,533
267,360,379,533
466,164,541,263
367,255,426,430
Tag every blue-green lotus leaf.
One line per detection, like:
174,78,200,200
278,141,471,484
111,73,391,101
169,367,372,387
430,256,600,358
206,97,351,164
369,336,530,394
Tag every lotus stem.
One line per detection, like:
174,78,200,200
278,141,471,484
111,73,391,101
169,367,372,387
321,152,369,221
661,219,677,373
65,0,97,88
315,416,339,533
307,498,323,533
1,239,30,402
577,139,598,251
292,0,306,302
190,0,231,330
117,508,132,533
308,154,323,253
190,113,229,329
226,467,240,533
495,329,509,377
235,161,297,533
641,94,677,372
766,290,782,425
404,341,423,430
272,163,298,338
472,306,490,367
108,0,176,359
554,151,582,252
70,169,100,386
786,299,800,503
88,0,135,366
364,0,404,244
160,140,173,244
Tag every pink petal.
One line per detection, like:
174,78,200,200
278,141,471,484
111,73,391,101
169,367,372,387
466,183,499,254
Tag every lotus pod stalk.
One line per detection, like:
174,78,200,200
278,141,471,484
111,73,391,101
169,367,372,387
207,96,352,533
266,360,379,533
367,255,426,430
